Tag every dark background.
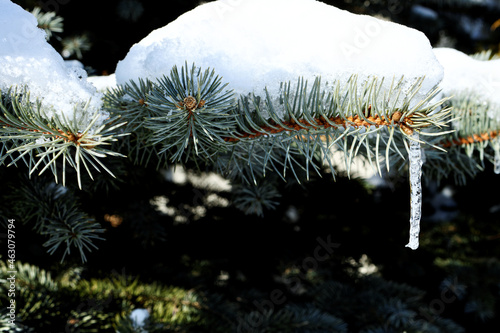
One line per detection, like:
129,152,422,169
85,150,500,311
14,0,500,74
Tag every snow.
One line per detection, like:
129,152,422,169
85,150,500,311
0,0,107,131
87,74,117,92
406,131,422,250
433,48,500,118
115,0,443,109
129,308,149,331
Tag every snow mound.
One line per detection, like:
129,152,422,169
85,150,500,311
88,74,117,92
115,0,443,107
0,0,107,131
433,47,500,117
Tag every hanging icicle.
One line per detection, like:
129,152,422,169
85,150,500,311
406,130,422,250
492,138,500,175
495,152,500,175
494,139,500,175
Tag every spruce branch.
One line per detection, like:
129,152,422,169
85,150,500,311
30,7,64,40
105,77,154,132
76,274,235,331
420,93,500,183
0,88,127,188
229,76,450,142
61,34,92,59
223,75,451,182
107,64,238,167
145,63,238,163
104,78,165,167
437,94,500,154
42,201,105,263
0,261,59,329
233,181,281,216
8,174,105,263
0,313,30,332
108,64,451,186
240,304,348,332
470,49,500,61
11,174,68,233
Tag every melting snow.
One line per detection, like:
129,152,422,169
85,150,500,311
433,47,500,118
116,0,443,107
0,0,107,131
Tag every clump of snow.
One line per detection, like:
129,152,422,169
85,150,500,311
116,0,443,109
0,0,107,131
129,308,149,332
433,47,500,118
88,74,117,92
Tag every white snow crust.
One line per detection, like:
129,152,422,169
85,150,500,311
115,0,443,106
88,74,117,92
0,0,107,130
433,47,500,117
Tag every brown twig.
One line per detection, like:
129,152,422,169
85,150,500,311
224,111,414,142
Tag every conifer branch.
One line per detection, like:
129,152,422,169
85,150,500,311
222,75,451,182
437,94,500,151
9,175,105,262
233,180,281,216
421,93,500,183
108,64,452,184
0,88,128,188
31,7,64,40
145,63,238,163
104,78,166,167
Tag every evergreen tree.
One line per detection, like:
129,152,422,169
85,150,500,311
1,0,500,332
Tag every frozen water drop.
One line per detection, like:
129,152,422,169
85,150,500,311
406,130,422,250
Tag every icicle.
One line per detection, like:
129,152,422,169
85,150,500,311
406,130,422,250
495,153,500,175
493,138,500,175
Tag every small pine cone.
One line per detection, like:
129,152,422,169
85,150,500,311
183,96,198,111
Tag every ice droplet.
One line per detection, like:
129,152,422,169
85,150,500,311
406,131,422,250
